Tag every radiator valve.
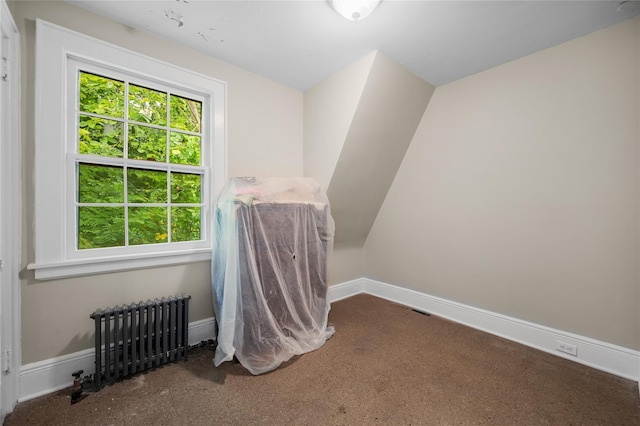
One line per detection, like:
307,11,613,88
71,370,87,404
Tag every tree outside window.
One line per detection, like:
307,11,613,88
77,71,204,250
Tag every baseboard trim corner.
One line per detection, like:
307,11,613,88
188,317,217,346
328,278,366,302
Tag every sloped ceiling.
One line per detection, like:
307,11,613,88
327,52,434,245
304,51,435,246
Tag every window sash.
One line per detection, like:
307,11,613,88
64,58,212,259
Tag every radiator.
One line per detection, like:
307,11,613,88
89,295,191,389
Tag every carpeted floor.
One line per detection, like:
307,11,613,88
5,294,640,425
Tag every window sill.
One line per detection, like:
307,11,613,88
27,249,212,280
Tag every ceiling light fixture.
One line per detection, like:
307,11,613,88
330,0,382,22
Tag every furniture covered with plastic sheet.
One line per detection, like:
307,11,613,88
212,177,335,374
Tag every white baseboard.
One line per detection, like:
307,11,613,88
328,278,366,302
330,277,639,382
19,278,639,403
187,317,217,346
18,317,217,403
19,348,96,403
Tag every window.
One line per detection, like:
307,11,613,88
73,67,205,250
30,20,226,279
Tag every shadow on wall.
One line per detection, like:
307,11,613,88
323,52,435,246
58,332,93,360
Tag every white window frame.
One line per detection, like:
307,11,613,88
28,20,227,280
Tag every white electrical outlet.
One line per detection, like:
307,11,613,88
557,341,578,356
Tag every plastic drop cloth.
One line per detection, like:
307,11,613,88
212,177,335,375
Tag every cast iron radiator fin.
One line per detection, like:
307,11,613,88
89,294,191,389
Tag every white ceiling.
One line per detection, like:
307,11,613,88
67,0,640,91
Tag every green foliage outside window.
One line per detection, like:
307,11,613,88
128,125,166,162
77,71,204,250
170,132,201,165
129,84,167,126
78,206,125,249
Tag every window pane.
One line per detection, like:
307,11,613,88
129,84,167,126
170,132,201,165
128,124,167,162
79,71,124,118
171,172,201,204
78,163,124,203
171,207,201,242
129,207,168,245
78,206,125,249
170,95,202,132
78,115,124,158
127,168,167,203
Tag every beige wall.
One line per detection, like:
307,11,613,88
303,52,374,285
327,52,434,246
364,18,640,350
9,1,303,363
8,0,640,364
328,243,364,286
303,51,375,191
305,51,434,284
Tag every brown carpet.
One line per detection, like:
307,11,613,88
5,294,640,425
